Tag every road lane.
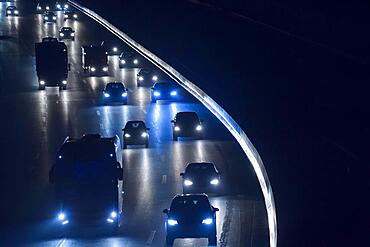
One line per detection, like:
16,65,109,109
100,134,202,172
0,1,268,246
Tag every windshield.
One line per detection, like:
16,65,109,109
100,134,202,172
106,83,124,90
125,121,145,130
186,163,216,176
176,113,199,123
170,196,211,213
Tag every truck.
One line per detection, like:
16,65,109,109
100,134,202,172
49,134,123,229
35,37,70,90
81,44,108,76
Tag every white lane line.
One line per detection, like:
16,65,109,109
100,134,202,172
96,110,100,116
146,230,156,245
56,238,66,247
161,175,167,184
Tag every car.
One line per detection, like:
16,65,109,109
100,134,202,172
81,45,109,76
64,10,78,21
122,121,149,149
101,41,122,56
55,1,69,11
151,82,181,103
103,82,128,105
137,69,158,87
36,2,51,13
6,6,19,16
49,134,124,229
171,112,203,141
163,194,219,246
43,11,57,23
59,27,75,41
119,52,140,69
180,163,220,194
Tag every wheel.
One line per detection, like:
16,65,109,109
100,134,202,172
208,235,217,246
165,235,175,246
172,135,177,141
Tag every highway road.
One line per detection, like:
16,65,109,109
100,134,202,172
0,1,268,246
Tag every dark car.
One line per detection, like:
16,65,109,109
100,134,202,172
103,82,128,105
59,27,75,41
151,82,181,103
163,194,219,246
171,112,203,141
119,52,140,69
6,6,19,16
49,134,123,229
43,11,57,23
137,69,158,87
55,1,69,11
64,10,78,21
122,121,149,149
36,2,51,13
102,41,121,56
180,163,220,194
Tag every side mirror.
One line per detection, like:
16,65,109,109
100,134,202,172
163,209,169,214
212,207,219,212
180,172,184,177
117,167,123,181
171,120,174,123
68,63,71,71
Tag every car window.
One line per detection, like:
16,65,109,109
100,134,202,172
171,196,211,212
126,122,145,129
106,83,124,90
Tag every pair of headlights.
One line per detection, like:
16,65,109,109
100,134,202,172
125,132,148,138
153,91,177,97
174,125,202,132
104,92,127,98
167,218,213,226
184,178,219,186
57,211,117,225
90,67,108,72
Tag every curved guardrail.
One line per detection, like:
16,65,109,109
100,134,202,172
68,1,277,246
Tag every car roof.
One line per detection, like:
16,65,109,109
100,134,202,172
124,121,146,128
7,6,16,9
176,111,198,118
187,162,215,169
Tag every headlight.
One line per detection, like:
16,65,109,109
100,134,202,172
167,219,178,226
40,80,45,85
110,211,117,218
104,93,110,98
152,75,158,81
64,14,68,18
57,212,69,225
122,92,127,97
57,4,61,9
44,16,48,20
141,132,148,138
112,47,118,52
120,59,126,64
210,178,219,185
7,10,11,14
52,16,56,20
62,80,67,85
103,67,108,72
196,125,202,131
71,33,75,36
60,32,64,36
14,10,19,14
170,90,177,96
124,133,131,138
73,14,77,18
174,126,180,132
133,59,138,64
64,4,69,9
90,67,96,72
184,179,193,186
202,218,213,225
37,6,42,10
138,76,144,81
153,91,160,97
46,6,50,10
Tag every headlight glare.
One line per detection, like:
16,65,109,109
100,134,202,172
138,76,144,81
122,92,127,97
153,91,160,97
102,67,108,72
104,93,110,98
141,132,148,138
174,126,180,132
167,219,178,226
196,125,202,131
152,75,158,81
124,133,131,138
210,178,219,185
202,218,213,225
184,179,193,186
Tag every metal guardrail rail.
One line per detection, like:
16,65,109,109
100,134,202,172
68,1,277,246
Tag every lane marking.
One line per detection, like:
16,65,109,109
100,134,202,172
56,238,66,247
161,175,167,184
96,110,100,116
146,230,156,245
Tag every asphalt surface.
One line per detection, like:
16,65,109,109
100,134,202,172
0,1,268,246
